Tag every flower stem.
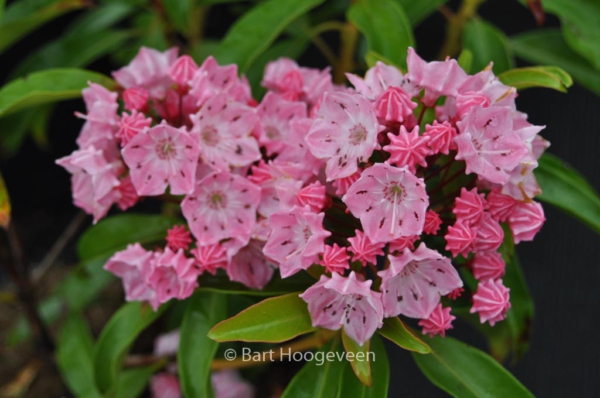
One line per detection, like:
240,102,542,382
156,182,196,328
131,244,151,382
438,0,485,59
334,20,359,84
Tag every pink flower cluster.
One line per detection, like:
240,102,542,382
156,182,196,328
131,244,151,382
58,47,547,345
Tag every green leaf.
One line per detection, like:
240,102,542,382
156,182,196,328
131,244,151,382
365,50,402,71
63,2,135,38
0,69,115,118
56,313,102,398
413,336,534,398
0,171,10,229
463,18,514,74
457,49,473,74
498,66,572,92
0,0,86,53
199,271,314,297
377,316,431,354
511,29,600,95
337,335,389,398
348,0,414,69
535,153,600,234
163,0,193,33
341,331,371,386
394,0,448,26
213,0,325,72
282,336,345,398
93,301,170,394
0,0,5,21
115,367,156,398
179,292,228,398
208,293,315,343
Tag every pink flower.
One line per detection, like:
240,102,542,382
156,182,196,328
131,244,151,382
117,174,139,211
455,106,528,184
448,287,464,300
379,244,462,318
320,243,350,274
470,278,511,326
166,225,192,251
263,206,330,278
122,122,200,196
113,47,178,99
384,126,432,173
297,181,327,212
418,304,455,338
151,373,181,398
123,87,149,112
154,329,180,357
104,243,155,303
508,201,545,243
76,83,120,148
145,248,198,310
346,61,407,100
389,235,418,253
472,251,505,281
332,170,362,196
247,161,304,217
487,189,517,222
473,213,504,252
423,121,457,155
306,91,379,180
374,86,417,124
211,370,255,398
300,271,383,346
227,239,275,289
56,145,122,222
188,56,250,107
117,110,152,146
190,243,228,275
501,158,542,201
445,219,476,257
257,92,307,156
262,58,304,99
189,92,261,171
343,163,429,243
453,187,487,226
347,229,385,265
423,209,442,235
182,172,261,246
168,55,199,87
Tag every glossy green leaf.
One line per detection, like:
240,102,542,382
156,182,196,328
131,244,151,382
213,0,325,72
0,171,10,229
395,0,448,26
179,292,228,398
116,367,156,398
348,0,414,69
0,69,115,118
457,49,473,74
463,18,514,74
56,313,102,398
377,316,431,354
63,2,135,37
498,66,572,92
199,271,314,297
536,153,600,234
282,336,345,398
413,336,534,398
0,0,86,53
0,0,5,21
511,29,600,95
94,301,169,394
208,293,315,343
341,331,371,386
365,50,402,71
337,335,389,398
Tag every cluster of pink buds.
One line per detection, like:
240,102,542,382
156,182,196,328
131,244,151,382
58,46,547,345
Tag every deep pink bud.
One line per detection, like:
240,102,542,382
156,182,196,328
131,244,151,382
123,87,149,111
470,278,511,326
168,55,199,87
418,304,455,338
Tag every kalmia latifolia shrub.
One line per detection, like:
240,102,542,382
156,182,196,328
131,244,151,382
57,45,547,371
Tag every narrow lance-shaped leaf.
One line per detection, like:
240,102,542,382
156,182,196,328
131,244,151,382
336,335,389,398
341,331,371,386
93,302,170,394
377,316,431,354
208,293,315,343
463,17,514,74
498,66,572,92
282,335,345,398
0,69,115,118
0,171,10,229
413,336,534,398
0,0,86,53
348,0,414,69
179,292,228,398
213,0,325,72
511,29,600,95
535,153,600,234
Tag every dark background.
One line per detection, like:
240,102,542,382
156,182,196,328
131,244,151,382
1,0,599,397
